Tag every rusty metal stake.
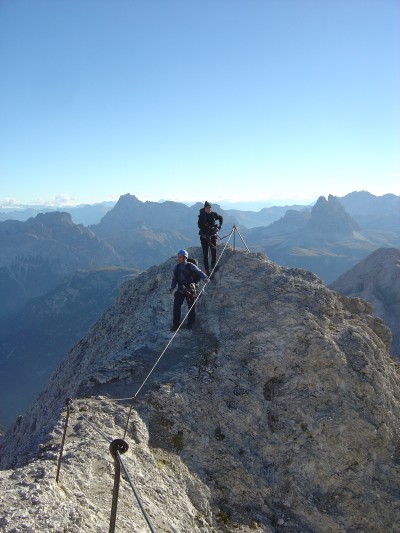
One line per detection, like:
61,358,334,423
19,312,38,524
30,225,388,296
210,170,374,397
109,438,129,533
56,398,72,483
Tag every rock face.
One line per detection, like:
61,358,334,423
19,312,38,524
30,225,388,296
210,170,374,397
1,248,400,532
308,195,361,238
330,247,400,357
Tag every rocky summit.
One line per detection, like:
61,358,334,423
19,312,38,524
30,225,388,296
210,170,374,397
1,248,400,532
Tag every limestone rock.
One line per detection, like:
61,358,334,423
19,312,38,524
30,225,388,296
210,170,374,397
330,247,400,356
1,248,399,532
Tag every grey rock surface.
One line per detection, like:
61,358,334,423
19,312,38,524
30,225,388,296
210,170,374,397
330,247,400,357
1,247,400,532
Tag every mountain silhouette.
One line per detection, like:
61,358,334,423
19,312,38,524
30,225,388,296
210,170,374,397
243,195,400,283
91,194,236,269
338,191,400,231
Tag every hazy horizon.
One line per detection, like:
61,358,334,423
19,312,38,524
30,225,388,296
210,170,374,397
1,1,399,208
3,189,398,214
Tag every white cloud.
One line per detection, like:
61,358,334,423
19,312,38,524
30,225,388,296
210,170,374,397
30,194,81,206
0,198,21,207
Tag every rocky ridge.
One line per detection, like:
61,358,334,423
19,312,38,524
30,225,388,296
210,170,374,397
1,248,400,532
330,247,400,357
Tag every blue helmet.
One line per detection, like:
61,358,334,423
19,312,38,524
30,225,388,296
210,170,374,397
177,249,188,258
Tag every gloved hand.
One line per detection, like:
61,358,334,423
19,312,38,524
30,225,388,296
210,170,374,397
204,278,210,284
218,225,222,230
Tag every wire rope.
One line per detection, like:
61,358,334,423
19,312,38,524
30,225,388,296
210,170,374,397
122,226,236,436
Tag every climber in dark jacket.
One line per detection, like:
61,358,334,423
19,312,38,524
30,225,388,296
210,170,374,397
198,201,223,275
169,249,209,331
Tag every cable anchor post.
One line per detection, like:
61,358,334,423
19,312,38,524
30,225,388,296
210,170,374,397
56,397,72,483
109,438,129,533
233,222,250,252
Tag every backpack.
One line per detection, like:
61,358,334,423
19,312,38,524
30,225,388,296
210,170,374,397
186,257,201,285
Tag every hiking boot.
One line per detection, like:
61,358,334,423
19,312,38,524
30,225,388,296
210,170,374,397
185,323,193,330
170,325,179,332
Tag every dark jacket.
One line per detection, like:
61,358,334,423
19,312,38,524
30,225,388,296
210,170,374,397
170,261,208,290
198,208,223,236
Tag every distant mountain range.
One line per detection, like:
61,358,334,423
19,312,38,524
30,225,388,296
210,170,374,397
91,194,236,269
0,211,121,316
0,266,139,428
0,201,115,225
2,191,398,230
0,190,399,428
242,194,400,283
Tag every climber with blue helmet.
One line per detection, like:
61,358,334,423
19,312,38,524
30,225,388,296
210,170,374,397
169,249,209,331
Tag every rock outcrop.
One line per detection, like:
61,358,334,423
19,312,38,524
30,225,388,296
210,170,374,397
330,247,400,356
1,248,399,532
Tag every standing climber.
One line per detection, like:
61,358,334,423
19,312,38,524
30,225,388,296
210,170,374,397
169,249,209,331
198,201,223,275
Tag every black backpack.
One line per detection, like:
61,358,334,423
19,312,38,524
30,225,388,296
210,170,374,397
186,257,201,285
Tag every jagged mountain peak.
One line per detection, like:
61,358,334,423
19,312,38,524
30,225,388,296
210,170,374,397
114,192,142,207
1,247,399,531
308,194,361,236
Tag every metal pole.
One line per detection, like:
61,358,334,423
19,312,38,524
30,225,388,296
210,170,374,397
109,438,129,533
233,225,236,251
56,398,72,482
233,225,250,252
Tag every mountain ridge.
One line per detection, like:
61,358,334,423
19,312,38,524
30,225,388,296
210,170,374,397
0,211,122,316
330,247,400,356
1,248,399,531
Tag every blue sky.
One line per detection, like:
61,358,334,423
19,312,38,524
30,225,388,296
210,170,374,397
0,0,399,209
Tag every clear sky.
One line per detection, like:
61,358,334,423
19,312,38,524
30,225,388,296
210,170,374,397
0,0,399,209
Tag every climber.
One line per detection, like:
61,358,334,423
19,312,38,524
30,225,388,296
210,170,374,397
198,201,223,275
169,249,209,331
